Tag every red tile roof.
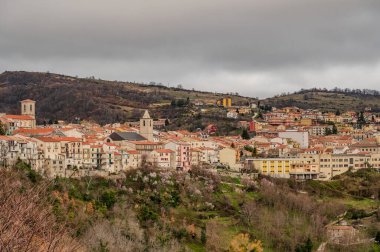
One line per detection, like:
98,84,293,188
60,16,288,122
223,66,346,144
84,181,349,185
13,128,54,135
4,115,34,120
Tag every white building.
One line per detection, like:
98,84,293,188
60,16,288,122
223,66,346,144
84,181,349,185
278,130,309,148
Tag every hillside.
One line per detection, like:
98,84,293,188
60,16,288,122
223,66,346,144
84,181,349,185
2,161,380,251
0,71,254,125
2,71,380,126
263,89,380,112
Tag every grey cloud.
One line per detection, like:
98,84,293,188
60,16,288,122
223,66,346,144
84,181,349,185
1,0,380,97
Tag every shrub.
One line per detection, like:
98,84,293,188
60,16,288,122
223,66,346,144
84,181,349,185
99,190,117,209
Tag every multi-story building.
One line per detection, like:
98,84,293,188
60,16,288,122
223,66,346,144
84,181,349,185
150,149,175,169
165,140,191,170
279,130,309,148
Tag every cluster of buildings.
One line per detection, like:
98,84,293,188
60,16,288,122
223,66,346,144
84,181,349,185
0,100,239,178
1,100,380,180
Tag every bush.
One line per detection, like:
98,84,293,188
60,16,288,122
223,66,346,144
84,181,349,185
138,205,158,222
346,209,370,220
99,190,117,209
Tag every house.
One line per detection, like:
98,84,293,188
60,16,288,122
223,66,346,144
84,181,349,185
125,150,141,169
326,225,360,245
165,140,191,170
278,130,309,148
227,111,239,119
0,135,39,169
191,148,202,166
150,149,175,169
219,147,241,171
126,141,164,155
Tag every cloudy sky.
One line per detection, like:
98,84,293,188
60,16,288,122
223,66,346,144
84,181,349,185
1,0,380,98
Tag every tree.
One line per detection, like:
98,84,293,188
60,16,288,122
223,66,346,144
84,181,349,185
229,233,263,252
357,111,366,129
0,122,5,135
201,226,206,244
0,169,80,251
325,127,332,136
165,118,170,126
295,237,313,252
0,141,9,167
255,111,263,119
375,231,380,243
332,124,338,134
252,147,257,157
99,190,117,209
241,129,250,140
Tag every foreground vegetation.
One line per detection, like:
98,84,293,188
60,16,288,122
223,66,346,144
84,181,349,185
1,161,380,251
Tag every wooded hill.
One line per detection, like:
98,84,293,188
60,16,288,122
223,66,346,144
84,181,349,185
262,88,380,112
0,71,254,125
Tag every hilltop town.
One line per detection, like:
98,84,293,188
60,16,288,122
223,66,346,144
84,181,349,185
1,97,380,180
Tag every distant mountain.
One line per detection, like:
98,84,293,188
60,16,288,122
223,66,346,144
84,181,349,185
262,88,380,112
0,71,254,125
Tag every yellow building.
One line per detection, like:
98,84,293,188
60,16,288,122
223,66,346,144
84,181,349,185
246,154,320,179
217,97,232,107
300,118,313,126
246,153,380,180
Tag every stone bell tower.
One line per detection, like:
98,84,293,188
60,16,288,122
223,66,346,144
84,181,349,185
20,99,36,128
20,99,36,119
139,110,153,141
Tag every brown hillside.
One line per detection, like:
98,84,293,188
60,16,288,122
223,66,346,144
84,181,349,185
0,71,254,124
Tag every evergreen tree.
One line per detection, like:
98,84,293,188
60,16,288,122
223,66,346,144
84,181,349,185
305,237,313,252
375,231,380,243
252,147,257,157
357,111,366,129
325,128,332,136
0,123,5,135
201,226,206,244
241,129,250,140
295,237,313,252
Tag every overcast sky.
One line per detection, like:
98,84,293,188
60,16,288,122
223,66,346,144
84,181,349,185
1,0,380,98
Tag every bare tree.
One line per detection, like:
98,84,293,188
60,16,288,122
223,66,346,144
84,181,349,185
0,169,81,251
0,140,9,168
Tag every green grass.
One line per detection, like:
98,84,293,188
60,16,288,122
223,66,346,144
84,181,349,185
186,242,206,252
340,198,379,210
